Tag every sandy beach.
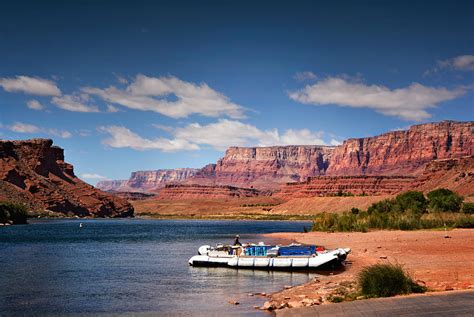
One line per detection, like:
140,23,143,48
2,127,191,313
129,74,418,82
261,229,474,310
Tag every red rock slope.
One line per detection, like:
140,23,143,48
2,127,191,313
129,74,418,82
0,139,134,217
278,175,415,198
157,184,269,200
410,156,474,196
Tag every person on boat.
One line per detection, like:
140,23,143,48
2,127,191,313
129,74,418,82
233,235,241,246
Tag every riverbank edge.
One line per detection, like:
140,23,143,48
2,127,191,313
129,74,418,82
259,229,474,312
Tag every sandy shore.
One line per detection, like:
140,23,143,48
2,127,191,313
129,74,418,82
261,229,474,310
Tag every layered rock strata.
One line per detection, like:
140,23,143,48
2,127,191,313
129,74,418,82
0,139,134,217
212,146,334,190
97,168,199,192
157,184,269,200
410,156,474,196
327,121,473,176
278,175,415,198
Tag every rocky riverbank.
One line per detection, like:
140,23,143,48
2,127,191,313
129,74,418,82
260,229,474,311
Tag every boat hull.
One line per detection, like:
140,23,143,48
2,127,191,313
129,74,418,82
188,248,350,271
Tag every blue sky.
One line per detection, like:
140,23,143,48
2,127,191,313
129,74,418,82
1,1,473,184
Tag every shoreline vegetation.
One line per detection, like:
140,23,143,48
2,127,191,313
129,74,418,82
312,189,473,232
0,202,28,225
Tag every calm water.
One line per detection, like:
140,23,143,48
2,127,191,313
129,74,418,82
0,219,315,316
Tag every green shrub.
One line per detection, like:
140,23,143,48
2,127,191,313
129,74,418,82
427,189,463,212
0,202,28,224
367,199,396,214
395,191,427,214
462,202,474,214
358,263,426,298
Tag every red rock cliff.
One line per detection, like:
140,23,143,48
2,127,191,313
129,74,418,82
97,168,199,192
326,121,473,176
212,146,334,190
0,139,134,217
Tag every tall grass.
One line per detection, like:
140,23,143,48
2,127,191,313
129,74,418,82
358,263,426,297
312,189,474,232
312,211,473,232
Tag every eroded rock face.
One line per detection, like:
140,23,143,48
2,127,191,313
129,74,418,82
212,146,334,190
0,139,134,217
157,184,269,200
410,156,474,196
326,121,473,176
97,168,199,192
278,175,415,198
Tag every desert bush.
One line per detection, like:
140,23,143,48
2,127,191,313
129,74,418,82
367,199,396,214
0,202,28,224
427,189,463,212
358,263,426,298
462,202,474,214
395,191,427,214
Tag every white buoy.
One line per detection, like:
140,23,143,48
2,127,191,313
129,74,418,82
79,223,83,228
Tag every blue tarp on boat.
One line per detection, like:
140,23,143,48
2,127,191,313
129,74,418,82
278,246,316,256
244,246,272,256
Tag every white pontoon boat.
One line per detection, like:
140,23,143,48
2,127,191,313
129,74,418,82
188,242,350,270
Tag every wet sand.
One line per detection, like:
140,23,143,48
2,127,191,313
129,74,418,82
261,229,474,310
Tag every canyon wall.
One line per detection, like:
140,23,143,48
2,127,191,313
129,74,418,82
212,146,334,190
0,139,134,217
101,121,473,194
326,121,473,176
97,168,199,192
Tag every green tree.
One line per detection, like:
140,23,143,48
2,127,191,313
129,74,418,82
462,203,474,214
427,189,463,212
0,202,28,224
367,199,396,214
395,191,427,214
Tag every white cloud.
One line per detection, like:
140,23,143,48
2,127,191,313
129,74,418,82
51,94,99,113
81,173,109,180
98,125,200,151
438,55,474,71
330,139,342,146
100,119,330,152
48,128,72,138
9,122,41,133
0,76,61,96
4,122,72,138
424,55,474,76
106,104,120,113
113,73,129,84
289,76,465,121
26,99,45,110
174,120,327,150
83,74,245,119
294,71,317,81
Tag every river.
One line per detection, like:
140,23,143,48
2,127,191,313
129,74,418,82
0,219,316,315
